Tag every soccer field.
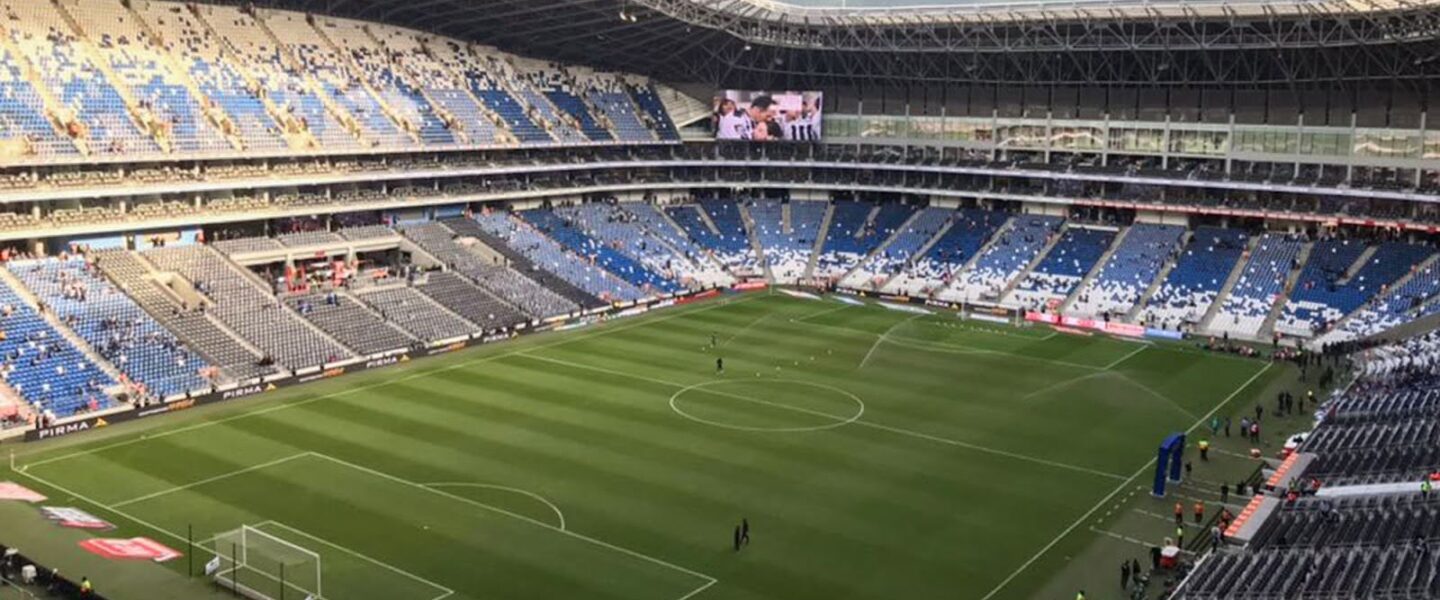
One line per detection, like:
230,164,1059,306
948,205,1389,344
10,291,1279,600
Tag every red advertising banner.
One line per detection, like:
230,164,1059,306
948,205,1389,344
0,482,46,503
79,537,182,562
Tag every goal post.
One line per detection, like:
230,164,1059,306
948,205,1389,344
209,525,323,600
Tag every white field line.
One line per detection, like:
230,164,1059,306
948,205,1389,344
720,310,774,347
788,303,850,324
307,453,718,595
21,293,764,470
516,352,1127,481
423,482,566,530
977,362,1273,600
1020,372,1110,400
881,336,1103,372
858,313,926,370
1104,345,1149,370
260,520,456,600
110,452,312,508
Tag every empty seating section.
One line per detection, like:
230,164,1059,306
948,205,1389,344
815,202,916,280
631,84,679,140
748,199,826,284
474,212,644,302
940,214,1062,303
317,17,453,146
1211,234,1303,337
339,225,397,241
202,5,358,149
0,2,679,158
520,209,681,294
1251,494,1440,551
213,236,283,254
1174,546,1440,599
268,11,410,148
520,89,585,143
1329,263,1440,342
884,209,1006,297
405,219,578,319
286,292,414,355
10,257,208,398
356,285,474,342
551,202,711,287
67,0,232,153
93,250,266,380
587,87,651,142
277,230,342,247
447,215,603,309
696,200,759,271
843,207,950,289
4,0,160,154
1283,240,1434,335
136,0,284,152
145,245,352,367
0,49,77,155
1138,227,1248,330
1278,239,1368,334
0,272,116,416
1068,224,1183,318
1009,226,1116,310
415,270,525,331
619,203,732,287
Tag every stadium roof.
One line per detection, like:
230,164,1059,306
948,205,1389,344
264,0,1440,88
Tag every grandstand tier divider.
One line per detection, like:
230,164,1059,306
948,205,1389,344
877,217,954,294
836,206,922,286
1258,240,1315,341
303,16,420,146
736,203,774,282
1197,233,1261,334
185,2,317,151
0,265,126,385
0,30,87,154
48,0,174,153
121,0,247,152
802,203,836,281
250,8,371,147
996,222,1070,306
1058,224,1131,313
1126,229,1192,321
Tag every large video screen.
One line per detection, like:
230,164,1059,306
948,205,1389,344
713,90,822,142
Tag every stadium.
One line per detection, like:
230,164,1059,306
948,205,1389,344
0,0,1431,597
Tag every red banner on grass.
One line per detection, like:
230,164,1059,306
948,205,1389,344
79,537,182,562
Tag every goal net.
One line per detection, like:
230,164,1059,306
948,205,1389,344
209,525,323,600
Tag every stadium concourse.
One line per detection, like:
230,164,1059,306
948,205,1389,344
0,0,1433,597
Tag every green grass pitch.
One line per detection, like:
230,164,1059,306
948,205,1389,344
9,292,1280,600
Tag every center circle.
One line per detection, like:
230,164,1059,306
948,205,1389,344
668,379,865,432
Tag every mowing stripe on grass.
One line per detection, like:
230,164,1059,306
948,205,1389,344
423,483,567,531
977,361,1273,600
21,293,763,469
516,352,1128,481
1104,345,1149,370
109,452,312,508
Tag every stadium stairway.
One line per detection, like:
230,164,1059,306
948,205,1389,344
932,213,1014,299
250,9,370,147
49,0,173,153
835,206,917,285
1258,240,1315,341
1059,224,1131,313
305,17,421,146
186,3,315,150
691,204,725,239
0,32,86,154
120,0,247,152
1197,233,1260,334
442,216,606,310
0,266,126,386
878,217,955,293
1126,229,1192,321
996,222,1068,306
420,43,519,145
736,202,774,281
801,203,836,281
653,83,709,128
1339,244,1380,286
